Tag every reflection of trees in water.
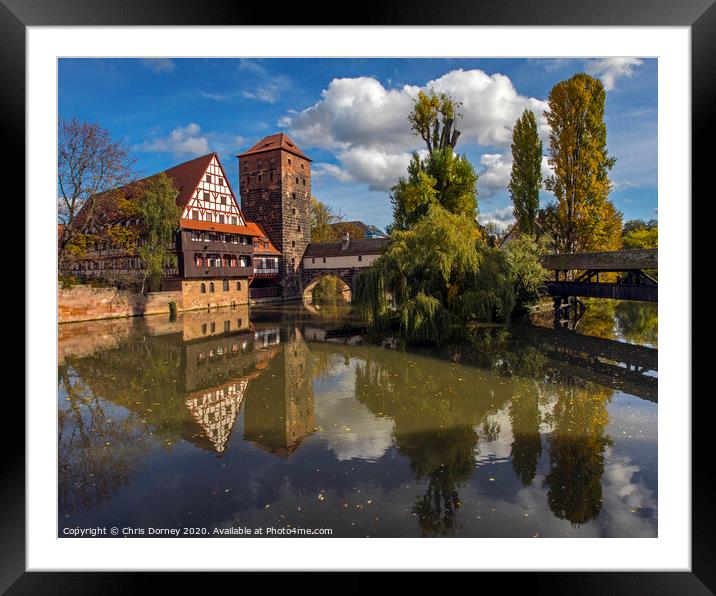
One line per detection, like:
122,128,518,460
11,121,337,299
509,388,542,486
58,366,149,514
543,379,613,526
354,350,511,536
404,426,476,537
577,299,617,339
615,301,658,347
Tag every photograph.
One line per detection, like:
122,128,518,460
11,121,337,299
56,56,660,540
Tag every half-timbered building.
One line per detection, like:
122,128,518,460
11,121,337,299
65,152,261,309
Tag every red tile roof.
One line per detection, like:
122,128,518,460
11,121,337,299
237,133,311,161
245,221,282,255
75,153,241,228
163,153,217,207
179,218,261,237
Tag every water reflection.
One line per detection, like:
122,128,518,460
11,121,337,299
58,305,657,537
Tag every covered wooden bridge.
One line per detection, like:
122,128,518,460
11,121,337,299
541,248,658,303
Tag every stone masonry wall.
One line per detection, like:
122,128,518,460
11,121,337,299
181,278,249,311
59,279,249,324
58,285,183,323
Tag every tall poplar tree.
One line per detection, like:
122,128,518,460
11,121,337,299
543,73,621,253
508,109,543,236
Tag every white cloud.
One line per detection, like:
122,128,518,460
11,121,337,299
312,162,354,183
478,206,515,230
135,124,245,159
585,58,644,91
280,69,548,191
338,148,418,192
140,58,175,73
478,153,554,199
478,153,513,199
237,59,290,104
135,123,209,157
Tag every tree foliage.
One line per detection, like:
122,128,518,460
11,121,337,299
503,234,549,296
311,196,342,242
622,219,658,249
509,109,543,235
353,205,514,344
408,90,462,155
58,117,135,262
543,73,622,253
389,148,478,232
133,173,181,293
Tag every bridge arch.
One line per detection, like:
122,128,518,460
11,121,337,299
301,270,355,307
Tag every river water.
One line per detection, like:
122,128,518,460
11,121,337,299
58,300,657,538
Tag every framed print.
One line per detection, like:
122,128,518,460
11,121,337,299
6,0,711,590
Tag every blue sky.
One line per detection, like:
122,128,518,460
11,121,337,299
59,57,657,231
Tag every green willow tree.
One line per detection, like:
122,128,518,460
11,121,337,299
353,205,515,344
543,73,622,253
134,173,181,293
508,109,543,235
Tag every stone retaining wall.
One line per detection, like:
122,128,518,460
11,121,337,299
58,285,183,323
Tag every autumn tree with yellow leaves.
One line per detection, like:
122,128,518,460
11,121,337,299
542,73,622,253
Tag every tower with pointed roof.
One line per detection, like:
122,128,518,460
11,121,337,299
237,133,311,300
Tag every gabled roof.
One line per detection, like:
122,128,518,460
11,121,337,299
245,221,281,255
303,237,389,258
75,152,244,229
164,152,218,207
237,133,311,161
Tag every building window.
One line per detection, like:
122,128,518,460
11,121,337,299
257,159,262,167
223,279,229,291
203,192,210,201
200,283,206,293
292,208,296,215
201,323,207,334
297,225,301,232
218,177,224,185
287,158,292,165
302,179,306,186
295,177,299,184
210,322,216,332
258,175,262,183
224,320,230,332
192,210,200,220
221,196,226,205
292,193,296,199
219,214,225,224
291,240,295,247
209,282,215,293
358,255,363,262
300,163,304,170
236,281,242,290
206,174,212,183
237,318,242,327
231,216,237,225
312,258,315,264
323,257,326,263
206,213,213,222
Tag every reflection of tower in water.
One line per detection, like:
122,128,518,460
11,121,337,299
243,327,315,458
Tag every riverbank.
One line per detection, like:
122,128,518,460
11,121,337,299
58,284,251,323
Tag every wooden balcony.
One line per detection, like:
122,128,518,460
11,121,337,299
182,263,253,279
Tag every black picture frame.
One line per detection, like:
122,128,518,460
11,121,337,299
6,0,708,591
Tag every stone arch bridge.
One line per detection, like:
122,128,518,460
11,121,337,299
300,237,389,304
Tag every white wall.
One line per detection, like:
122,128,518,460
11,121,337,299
302,253,380,269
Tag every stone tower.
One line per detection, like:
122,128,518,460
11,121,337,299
237,133,311,300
